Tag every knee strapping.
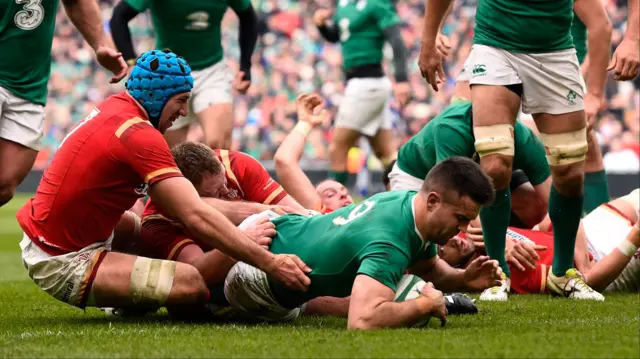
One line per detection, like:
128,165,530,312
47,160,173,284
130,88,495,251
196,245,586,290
130,257,177,306
539,129,588,166
473,124,515,157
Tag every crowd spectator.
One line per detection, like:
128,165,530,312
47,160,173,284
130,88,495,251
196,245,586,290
38,0,639,173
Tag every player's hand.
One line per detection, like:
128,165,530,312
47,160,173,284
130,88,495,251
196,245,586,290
608,37,640,81
463,255,502,291
296,93,326,127
393,82,411,108
313,8,333,26
418,41,446,92
436,33,452,57
233,71,251,94
584,92,603,129
264,254,312,291
466,221,485,251
505,241,546,272
420,282,447,327
242,217,275,249
95,46,128,84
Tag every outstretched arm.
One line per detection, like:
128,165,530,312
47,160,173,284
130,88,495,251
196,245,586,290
232,4,258,81
274,94,327,210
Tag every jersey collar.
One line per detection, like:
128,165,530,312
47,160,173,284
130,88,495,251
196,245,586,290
411,195,425,242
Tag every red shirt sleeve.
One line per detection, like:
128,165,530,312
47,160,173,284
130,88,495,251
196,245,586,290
114,118,182,186
509,262,549,294
221,150,287,204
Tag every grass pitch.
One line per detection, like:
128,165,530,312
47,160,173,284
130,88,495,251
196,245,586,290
0,195,638,358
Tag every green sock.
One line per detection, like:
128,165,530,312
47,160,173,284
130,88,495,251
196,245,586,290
583,170,610,215
480,188,511,278
328,171,348,185
550,185,583,276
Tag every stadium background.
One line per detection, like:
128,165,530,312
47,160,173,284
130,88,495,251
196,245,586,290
19,0,640,195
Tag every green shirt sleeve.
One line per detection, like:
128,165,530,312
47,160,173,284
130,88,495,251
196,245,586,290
371,0,400,30
433,123,476,163
125,0,150,12
228,0,251,13
416,243,437,261
357,241,410,292
513,122,551,186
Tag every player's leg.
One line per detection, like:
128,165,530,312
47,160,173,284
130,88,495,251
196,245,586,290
329,77,389,185
468,45,523,301
0,88,43,206
192,61,234,149
224,261,302,323
89,251,209,307
583,128,609,214
366,90,397,168
520,49,602,299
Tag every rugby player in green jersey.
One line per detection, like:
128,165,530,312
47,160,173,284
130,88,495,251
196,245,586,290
313,0,410,186
0,0,126,208
223,157,501,329
420,0,605,300
110,0,258,149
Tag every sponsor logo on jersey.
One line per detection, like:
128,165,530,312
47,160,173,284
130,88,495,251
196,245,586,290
472,64,486,76
566,89,577,105
263,178,275,190
135,183,149,196
506,229,534,244
185,12,210,31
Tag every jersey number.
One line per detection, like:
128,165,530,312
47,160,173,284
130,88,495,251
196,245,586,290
338,18,350,42
59,108,100,149
333,200,375,226
14,0,44,31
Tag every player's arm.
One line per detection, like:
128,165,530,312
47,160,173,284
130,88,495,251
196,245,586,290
421,0,454,48
200,197,283,226
150,177,311,290
574,0,612,122
274,94,326,211
62,0,127,82
410,252,502,293
230,1,258,81
61,0,114,51
110,0,143,65
179,246,237,286
609,0,640,80
583,221,640,291
314,9,340,43
231,151,307,213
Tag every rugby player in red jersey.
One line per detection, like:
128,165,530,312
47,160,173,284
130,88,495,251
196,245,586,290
438,189,640,295
16,49,311,312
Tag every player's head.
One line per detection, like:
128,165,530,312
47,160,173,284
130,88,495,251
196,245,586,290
171,142,230,198
437,232,477,268
417,157,495,244
315,179,353,212
382,160,396,192
126,49,194,132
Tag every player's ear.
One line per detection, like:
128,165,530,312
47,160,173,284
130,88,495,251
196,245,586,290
426,192,441,211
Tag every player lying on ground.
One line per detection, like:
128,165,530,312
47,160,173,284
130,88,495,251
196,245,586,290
132,142,479,320
16,50,310,312
110,0,258,149
420,0,602,301
220,157,502,329
439,189,640,294
313,0,410,186
0,0,127,208
274,94,354,214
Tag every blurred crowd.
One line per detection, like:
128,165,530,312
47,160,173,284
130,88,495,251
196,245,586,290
38,0,639,173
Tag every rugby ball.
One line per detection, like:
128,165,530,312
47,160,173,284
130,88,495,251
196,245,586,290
394,274,431,327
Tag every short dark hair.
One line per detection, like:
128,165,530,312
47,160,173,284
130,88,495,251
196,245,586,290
382,159,396,187
171,142,223,186
422,157,495,206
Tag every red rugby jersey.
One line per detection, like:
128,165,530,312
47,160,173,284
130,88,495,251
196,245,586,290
17,93,182,255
